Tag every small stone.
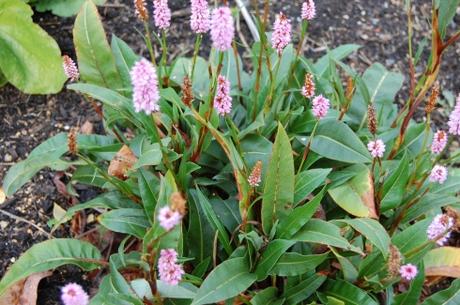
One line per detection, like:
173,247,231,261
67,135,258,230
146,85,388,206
0,221,8,229
4,154,12,162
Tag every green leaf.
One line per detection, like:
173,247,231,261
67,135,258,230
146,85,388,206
277,186,327,239
111,35,139,92
392,219,431,261
2,133,69,196
157,281,198,299
262,123,295,234
73,0,122,89
99,208,150,238
335,218,390,257
437,0,460,39
381,154,410,211
271,252,329,276
311,119,371,164
403,194,459,223
294,168,331,205
328,164,377,218
250,287,284,305
0,68,7,87
134,142,162,168
0,239,102,296
283,274,326,305
72,165,107,187
421,278,460,305
392,263,424,305
137,169,160,223
293,219,363,254
313,44,361,76
0,0,66,93
191,257,257,305
34,0,106,17
322,279,379,305
68,83,132,110
255,239,295,280
424,247,460,277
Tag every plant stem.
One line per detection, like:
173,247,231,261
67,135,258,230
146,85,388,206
297,120,319,174
191,34,203,82
159,30,168,86
144,22,156,66
264,54,282,113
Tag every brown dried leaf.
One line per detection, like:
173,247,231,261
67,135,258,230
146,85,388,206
108,145,137,180
0,187,5,205
52,172,69,197
80,120,94,135
424,247,460,278
0,271,52,305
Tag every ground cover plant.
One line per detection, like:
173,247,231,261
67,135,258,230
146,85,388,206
1,0,460,304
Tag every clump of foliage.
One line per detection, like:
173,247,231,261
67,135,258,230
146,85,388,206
2,0,460,304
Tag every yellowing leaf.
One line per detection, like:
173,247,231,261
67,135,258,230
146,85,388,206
424,247,460,278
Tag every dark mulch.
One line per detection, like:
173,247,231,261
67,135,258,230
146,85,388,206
0,0,459,304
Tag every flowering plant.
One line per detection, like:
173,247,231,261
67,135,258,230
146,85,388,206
2,0,460,304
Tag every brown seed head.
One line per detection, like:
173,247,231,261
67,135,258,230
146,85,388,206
367,105,377,135
182,75,194,106
248,161,263,187
68,127,78,155
170,192,187,216
302,73,315,98
426,82,440,114
345,77,355,101
134,0,148,21
388,244,402,277
108,145,138,180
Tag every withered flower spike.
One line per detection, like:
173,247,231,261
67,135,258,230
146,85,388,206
426,81,440,114
367,105,377,135
182,75,194,106
345,77,355,101
387,244,402,277
134,0,148,21
68,127,78,156
170,192,187,216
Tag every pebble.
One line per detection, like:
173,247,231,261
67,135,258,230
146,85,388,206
4,154,12,162
0,221,8,230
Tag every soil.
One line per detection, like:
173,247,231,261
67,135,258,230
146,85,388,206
0,0,459,304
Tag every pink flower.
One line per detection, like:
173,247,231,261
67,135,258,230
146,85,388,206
130,58,160,114
429,165,448,184
158,248,185,286
448,94,460,135
399,264,418,281
158,206,182,231
153,0,171,30
301,0,316,20
301,73,315,98
248,161,262,187
191,0,210,33
62,55,79,82
271,12,292,55
431,130,448,154
367,139,386,158
427,214,455,245
311,95,330,119
214,75,232,116
210,7,234,51
61,283,89,305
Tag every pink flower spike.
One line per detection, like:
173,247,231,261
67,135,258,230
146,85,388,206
399,264,418,281
210,6,234,51
301,73,315,98
62,55,79,82
429,165,448,184
158,206,182,231
448,94,460,135
158,248,185,286
431,130,448,155
153,0,171,30
367,139,386,158
130,58,160,115
301,0,316,21
427,214,455,245
271,12,292,55
61,283,89,305
191,0,210,33
214,75,232,116
311,95,330,119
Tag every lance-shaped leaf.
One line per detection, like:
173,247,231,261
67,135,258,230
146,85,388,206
262,123,295,234
424,247,460,278
321,279,378,305
255,239,295,280
271,252,329,276
421,278,460,305
328,164,377,218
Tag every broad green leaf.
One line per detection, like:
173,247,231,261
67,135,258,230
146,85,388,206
157,281,198,299
293,219,363,254
437,0,460,39
72,165,107,187
188,190,214,264
322,279,378,305
277,186,327,239
311,119,371,164
403,194,460,223
111,35,139,92
250,287,284,305
421,278,460,305
67,83,131,111
134,142,162,168
99,208,150,239
294,168,331,205
335,218,390,257
255,239,295,280
313,44,361,76
0,69,7,87
35,0,106,17
210,197,241,232
283,274,326,305
424,247,460,277
262,123,295,234
328,164,377,218
392,219,432,261
240,134,273,180
137,169,160,222
381,154,410,211
392,263,424,305
0,239,102,295
2,133,69,196
73,0,122,89
271,252,329,276
0,0,66,93
191,257,256,305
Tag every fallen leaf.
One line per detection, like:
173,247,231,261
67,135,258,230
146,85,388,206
0,187,5,205
52,203,67,222
80,120,94,135
424,247,460,277
0,271,52,305
52,172,69,197
108,145,137,180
